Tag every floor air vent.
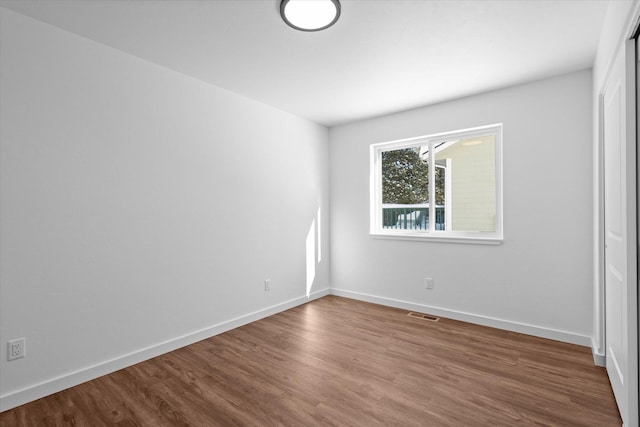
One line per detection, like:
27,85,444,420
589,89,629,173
407,312,440,322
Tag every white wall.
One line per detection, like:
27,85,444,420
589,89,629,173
591,0,638,362
329,70,593,344
0,8,330,410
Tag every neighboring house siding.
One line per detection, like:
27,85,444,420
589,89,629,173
436,135,496,232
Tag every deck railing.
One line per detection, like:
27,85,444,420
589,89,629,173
382,204,445,230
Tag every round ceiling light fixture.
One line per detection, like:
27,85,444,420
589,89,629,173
280,0,341,32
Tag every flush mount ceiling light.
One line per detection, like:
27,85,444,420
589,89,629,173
280,0,341,32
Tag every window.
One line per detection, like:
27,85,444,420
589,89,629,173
370,124,503,243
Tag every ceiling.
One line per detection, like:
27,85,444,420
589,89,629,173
0,0,609,127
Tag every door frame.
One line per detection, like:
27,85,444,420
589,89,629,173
603,37,638,426
596,5,640,425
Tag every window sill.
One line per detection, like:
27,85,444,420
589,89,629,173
370,231,503,245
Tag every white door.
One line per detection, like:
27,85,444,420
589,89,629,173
603,39,638,427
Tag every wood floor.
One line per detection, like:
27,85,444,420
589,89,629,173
0,295,621,426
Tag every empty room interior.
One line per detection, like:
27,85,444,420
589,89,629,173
1,0,639,425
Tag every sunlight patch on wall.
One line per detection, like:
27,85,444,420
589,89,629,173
306,207,323,297
317,207,322,263
306,219,316,297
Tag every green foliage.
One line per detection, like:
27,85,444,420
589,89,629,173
381,147,445,205
382,148,428,204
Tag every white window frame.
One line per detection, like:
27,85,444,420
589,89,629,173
370,124,503,244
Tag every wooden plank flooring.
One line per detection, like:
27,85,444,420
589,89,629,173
0,295,621,426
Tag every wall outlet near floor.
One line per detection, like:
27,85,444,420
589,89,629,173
8,338,25,361
425,278,434,290
264,279,271,292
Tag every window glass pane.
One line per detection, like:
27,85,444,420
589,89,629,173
381,146,430,230
434,135,496,232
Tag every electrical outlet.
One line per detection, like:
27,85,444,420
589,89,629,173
425,278,434,290
264,279,271,292
8,338,25,361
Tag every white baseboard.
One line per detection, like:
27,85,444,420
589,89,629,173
591,337,606,367
0,288,330,413
1,287,597,412
330,288,592,347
